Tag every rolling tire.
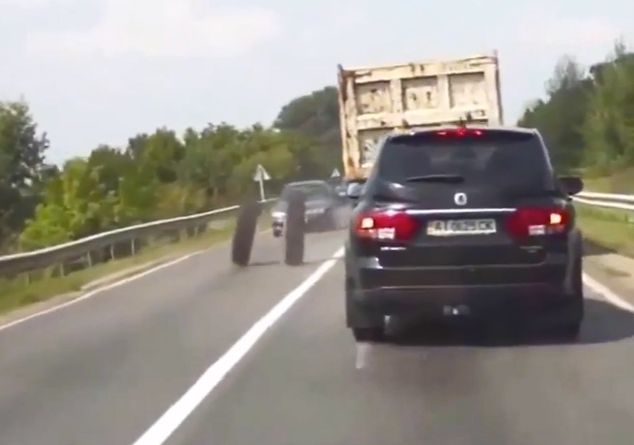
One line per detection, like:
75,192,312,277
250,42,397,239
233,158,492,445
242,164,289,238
231,200,261,266
284,189,306,266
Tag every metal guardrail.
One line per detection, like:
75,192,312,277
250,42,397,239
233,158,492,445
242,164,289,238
0,199,276,278
0,190,629,279
574,192,634,211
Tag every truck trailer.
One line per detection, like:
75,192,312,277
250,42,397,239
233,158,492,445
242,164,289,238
337,53,504,180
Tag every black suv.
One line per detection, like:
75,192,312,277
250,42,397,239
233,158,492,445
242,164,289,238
344,126,584,343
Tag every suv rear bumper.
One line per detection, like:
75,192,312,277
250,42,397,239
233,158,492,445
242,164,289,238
348,258,582,324
353,283,577,316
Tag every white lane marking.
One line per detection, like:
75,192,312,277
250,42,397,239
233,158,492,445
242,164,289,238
355,343,371,369
131,247,345,445
583,272,634,312
0,251,207,332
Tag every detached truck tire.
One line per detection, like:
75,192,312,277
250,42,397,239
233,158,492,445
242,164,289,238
284,189,306,266
231,200,261,266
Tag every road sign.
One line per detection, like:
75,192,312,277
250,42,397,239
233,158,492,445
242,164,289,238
330,168,340,178
253,164,271,181
253,164,271,200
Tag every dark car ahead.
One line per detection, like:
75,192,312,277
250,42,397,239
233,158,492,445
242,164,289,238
344,126,585,343
271,180,345,237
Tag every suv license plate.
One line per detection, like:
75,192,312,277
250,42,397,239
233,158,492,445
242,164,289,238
427,219,496,236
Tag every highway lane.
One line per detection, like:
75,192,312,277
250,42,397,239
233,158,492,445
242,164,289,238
0,229,344,445
164,256,634,445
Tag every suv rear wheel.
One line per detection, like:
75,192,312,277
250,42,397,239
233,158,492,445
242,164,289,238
555,322,581,341
352,327,385,343
346,276,385,343
556,253,584,341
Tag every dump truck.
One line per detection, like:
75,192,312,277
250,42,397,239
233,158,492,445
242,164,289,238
336,53,504,180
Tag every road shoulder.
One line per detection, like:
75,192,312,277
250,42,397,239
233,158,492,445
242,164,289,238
584,246,634,307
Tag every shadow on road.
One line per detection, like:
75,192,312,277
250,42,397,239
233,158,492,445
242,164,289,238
246,256,342,267
247,260,281,267
384,298,634,348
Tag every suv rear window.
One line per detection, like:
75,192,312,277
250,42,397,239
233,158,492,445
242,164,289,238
281,183,331,200
377,130,553,189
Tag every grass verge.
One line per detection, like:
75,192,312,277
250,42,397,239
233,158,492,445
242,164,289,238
582,168,634,194
0,214,271,316
575,202,634,257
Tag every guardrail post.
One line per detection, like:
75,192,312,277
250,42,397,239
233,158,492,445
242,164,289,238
86,250,92,267
110,244,115,261
131,238,136,256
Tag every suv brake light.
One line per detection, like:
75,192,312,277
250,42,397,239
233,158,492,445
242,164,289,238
505,207,569,238
354,210,419,241
436,129,483,137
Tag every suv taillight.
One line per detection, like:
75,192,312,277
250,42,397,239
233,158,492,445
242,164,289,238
354,210,419,241
505,207,570,238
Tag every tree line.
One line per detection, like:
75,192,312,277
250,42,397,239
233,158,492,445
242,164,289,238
518,41,634,181
0,87,341,253
2,42,633,253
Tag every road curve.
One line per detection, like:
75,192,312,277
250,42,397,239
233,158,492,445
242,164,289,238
0,230,343,445
2,228,634,445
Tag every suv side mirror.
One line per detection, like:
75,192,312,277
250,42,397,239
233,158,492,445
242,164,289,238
345,179,366,202
559,175,583,196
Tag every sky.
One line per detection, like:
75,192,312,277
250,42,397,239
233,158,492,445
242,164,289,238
0,0,631,164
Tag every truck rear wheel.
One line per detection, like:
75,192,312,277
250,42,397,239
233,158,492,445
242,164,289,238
231,200,261,266
284,189,306,266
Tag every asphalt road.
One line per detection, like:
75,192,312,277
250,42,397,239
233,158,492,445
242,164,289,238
2,229,634,444
0,230,343,445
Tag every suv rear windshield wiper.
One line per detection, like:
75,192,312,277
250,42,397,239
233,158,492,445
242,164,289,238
405,174,465,183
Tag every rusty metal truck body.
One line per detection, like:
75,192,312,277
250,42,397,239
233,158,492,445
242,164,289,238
337,53,504,180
